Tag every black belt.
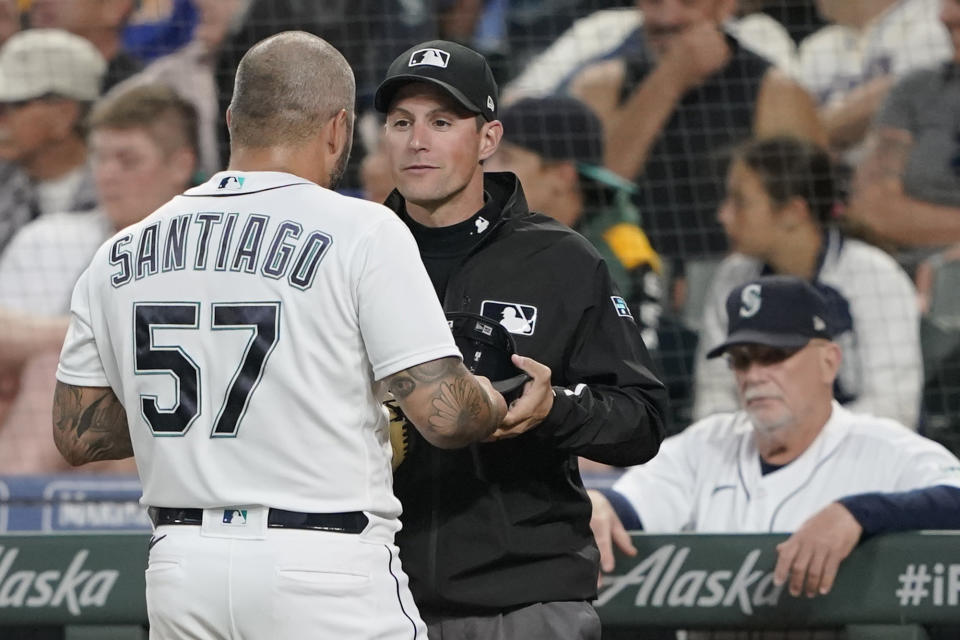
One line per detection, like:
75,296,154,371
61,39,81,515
148,507,368,534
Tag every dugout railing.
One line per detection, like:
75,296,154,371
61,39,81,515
0,530,957,638
0,474,958,638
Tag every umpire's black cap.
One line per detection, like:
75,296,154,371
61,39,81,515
706,275,834,359
374,40,499,121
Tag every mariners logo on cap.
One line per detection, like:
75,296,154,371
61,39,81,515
409,48,449,68
739,283,762,318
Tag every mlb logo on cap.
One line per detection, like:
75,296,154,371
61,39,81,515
409,48,449,68
375,39,500,121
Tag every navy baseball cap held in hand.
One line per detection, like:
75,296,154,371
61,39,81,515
446,312,529,403
706,275,834,359
374,40,499,121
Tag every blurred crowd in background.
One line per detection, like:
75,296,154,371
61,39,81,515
0,0,959,475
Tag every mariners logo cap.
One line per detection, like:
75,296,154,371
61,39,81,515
375,40,499,121
706,275,833,359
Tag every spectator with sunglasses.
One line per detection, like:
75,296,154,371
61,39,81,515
694,136,921,429
589,275,960,599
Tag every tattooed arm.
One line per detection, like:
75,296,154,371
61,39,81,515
385,356,507,448
52,382,133,466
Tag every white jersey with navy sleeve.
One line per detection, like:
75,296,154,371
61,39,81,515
56,171,459,539
612,402,960,533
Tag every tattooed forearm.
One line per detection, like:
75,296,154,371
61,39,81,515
53,382,133,466
387,357,459,399
385,357,502,448
429,374,492,435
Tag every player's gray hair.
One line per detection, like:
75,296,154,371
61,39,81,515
228,31,356,149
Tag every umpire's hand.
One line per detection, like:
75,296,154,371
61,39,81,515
485,355,553,440
774,502,863,598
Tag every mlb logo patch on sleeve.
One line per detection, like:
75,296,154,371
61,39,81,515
611,296,633,318
480,300,537,336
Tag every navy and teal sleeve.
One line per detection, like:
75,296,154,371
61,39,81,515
838,485,960,539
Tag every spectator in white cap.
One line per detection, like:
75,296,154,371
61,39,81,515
0,28,106,253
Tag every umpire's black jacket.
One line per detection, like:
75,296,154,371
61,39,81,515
385,171,668,614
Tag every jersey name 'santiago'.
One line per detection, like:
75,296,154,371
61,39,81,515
107,211,331,291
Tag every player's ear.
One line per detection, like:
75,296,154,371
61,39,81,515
328,108,352,158
478,120,503,163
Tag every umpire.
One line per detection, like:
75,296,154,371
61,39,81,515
375,40,668,638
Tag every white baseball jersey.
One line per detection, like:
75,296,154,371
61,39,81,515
613,402,960,533
57,171,459,541
796,0,951,108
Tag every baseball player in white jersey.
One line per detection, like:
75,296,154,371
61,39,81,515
52,32,507,640
590,275,960,598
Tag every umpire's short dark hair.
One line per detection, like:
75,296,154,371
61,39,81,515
733,136,837,226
